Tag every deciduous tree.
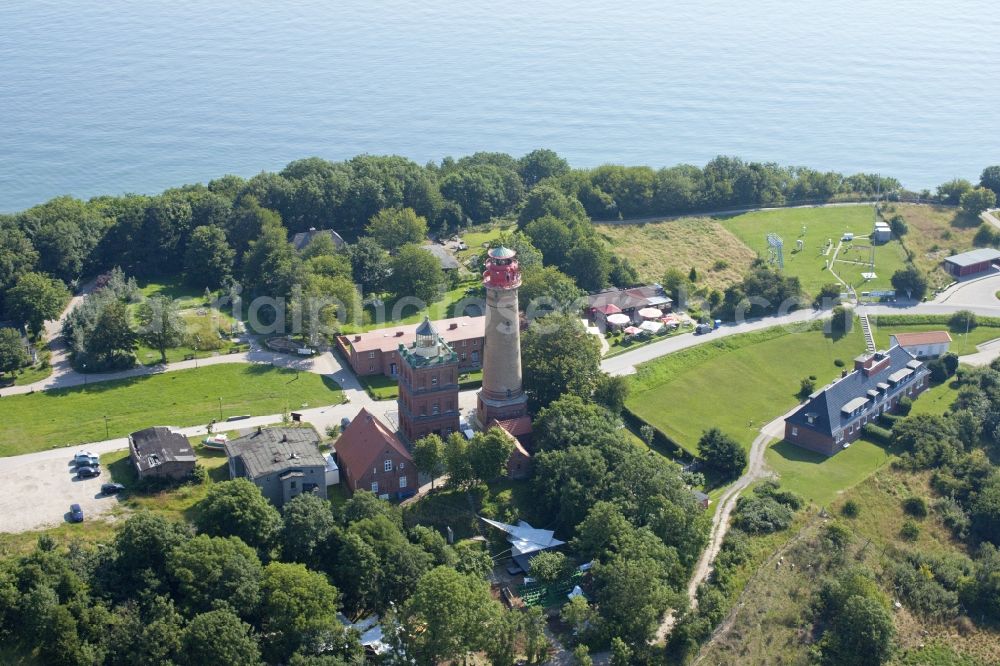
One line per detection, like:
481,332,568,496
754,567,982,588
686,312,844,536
137,295,186,364
6,271,69,336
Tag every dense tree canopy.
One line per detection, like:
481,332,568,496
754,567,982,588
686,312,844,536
521,313,602,412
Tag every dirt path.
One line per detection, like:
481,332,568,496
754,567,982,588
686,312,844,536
654,413,788,643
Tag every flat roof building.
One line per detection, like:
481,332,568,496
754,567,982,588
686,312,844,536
942,248,1000,278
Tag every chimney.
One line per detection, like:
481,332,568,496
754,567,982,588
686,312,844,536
449,323,458,330
395,331,404,337
841,369,849,378
354,335,361,342
281,433,288,442
257,426,262,435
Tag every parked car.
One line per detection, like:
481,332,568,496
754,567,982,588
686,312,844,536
73,451,99,466
77,466,101,478
340,417,351,430
100,483,125,495
69,504,84,522
695,323,713,335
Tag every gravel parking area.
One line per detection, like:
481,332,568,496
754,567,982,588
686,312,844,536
0,438,129,533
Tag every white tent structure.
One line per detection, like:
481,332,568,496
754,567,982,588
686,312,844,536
605,313,631,327
480,517,565,571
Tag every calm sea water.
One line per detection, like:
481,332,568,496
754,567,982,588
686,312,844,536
2,0,999,212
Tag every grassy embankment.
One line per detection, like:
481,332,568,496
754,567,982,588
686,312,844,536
695,466,998,666
595,217,757,291
0,364,343,457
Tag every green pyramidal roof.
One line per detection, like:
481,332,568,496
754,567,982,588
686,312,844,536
488,246,517,259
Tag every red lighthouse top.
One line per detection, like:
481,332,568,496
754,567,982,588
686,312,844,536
483,246,521,290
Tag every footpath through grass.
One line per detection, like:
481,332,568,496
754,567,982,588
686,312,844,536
627,323,866,453
0,364,343,457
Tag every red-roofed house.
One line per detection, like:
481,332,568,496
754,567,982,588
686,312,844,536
336,316,485,378
335,408,415,499
889,331,952,359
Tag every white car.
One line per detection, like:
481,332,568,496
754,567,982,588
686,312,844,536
73,451,99,466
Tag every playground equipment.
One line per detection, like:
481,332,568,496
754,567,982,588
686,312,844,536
766,233,784,269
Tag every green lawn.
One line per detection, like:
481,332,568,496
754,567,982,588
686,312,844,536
626,324,866,453
454,225,514,263
719,205,910,296
138,278,212,308
0,365,343,457
765,437,895,508
340,282,483,334
869,319,1000,354
909,378,961,417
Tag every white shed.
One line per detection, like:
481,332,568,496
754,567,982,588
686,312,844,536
324,453,340,486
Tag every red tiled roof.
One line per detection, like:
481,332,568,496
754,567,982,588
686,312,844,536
335,408,412,479
891,331,952,346
489,419,531,458
594,303,622,315
339,316,485,355
490,416,533,438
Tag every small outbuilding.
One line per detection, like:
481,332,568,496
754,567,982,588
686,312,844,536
291,228,346,252
873,222,892,243
889,331,952,359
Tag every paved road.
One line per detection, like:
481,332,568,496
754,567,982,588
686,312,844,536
981,209,1000,231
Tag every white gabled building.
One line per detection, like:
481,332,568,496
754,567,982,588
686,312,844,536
889,331,952,359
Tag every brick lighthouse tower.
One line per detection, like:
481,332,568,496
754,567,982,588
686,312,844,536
477,246,529,426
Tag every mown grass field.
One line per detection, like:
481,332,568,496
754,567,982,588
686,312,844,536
595,217,757,291
719,205,909,296
765,437,895,508
0,364,343,457
626,324,866,453
696,467,997,666
886,203,982,291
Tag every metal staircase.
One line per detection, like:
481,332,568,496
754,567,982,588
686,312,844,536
859,312,876,352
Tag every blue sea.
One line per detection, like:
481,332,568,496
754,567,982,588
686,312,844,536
2,0,998,212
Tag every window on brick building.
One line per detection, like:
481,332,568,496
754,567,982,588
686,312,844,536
791,427,798,436
384,459,392,472
368,351,375,359
371,481,378,493
399,476,407,488
432,402,440,415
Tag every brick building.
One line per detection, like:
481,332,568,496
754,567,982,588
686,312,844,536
336,315,485,378
397,317,461,443
785,346,930,456
335,408,415,499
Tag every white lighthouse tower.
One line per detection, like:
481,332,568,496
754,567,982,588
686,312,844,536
476,246,529,426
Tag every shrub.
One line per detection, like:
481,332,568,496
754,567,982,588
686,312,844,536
799,377,816,398
863,423,892,444
834,358,845,367
900,519,921,541
841,499,860,518
933,497,969,539
949,310,978,331
902,496,928,518
897,395,913,416
733,494,794,534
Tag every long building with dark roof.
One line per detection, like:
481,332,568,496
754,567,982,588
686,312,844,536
784,346,930,456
